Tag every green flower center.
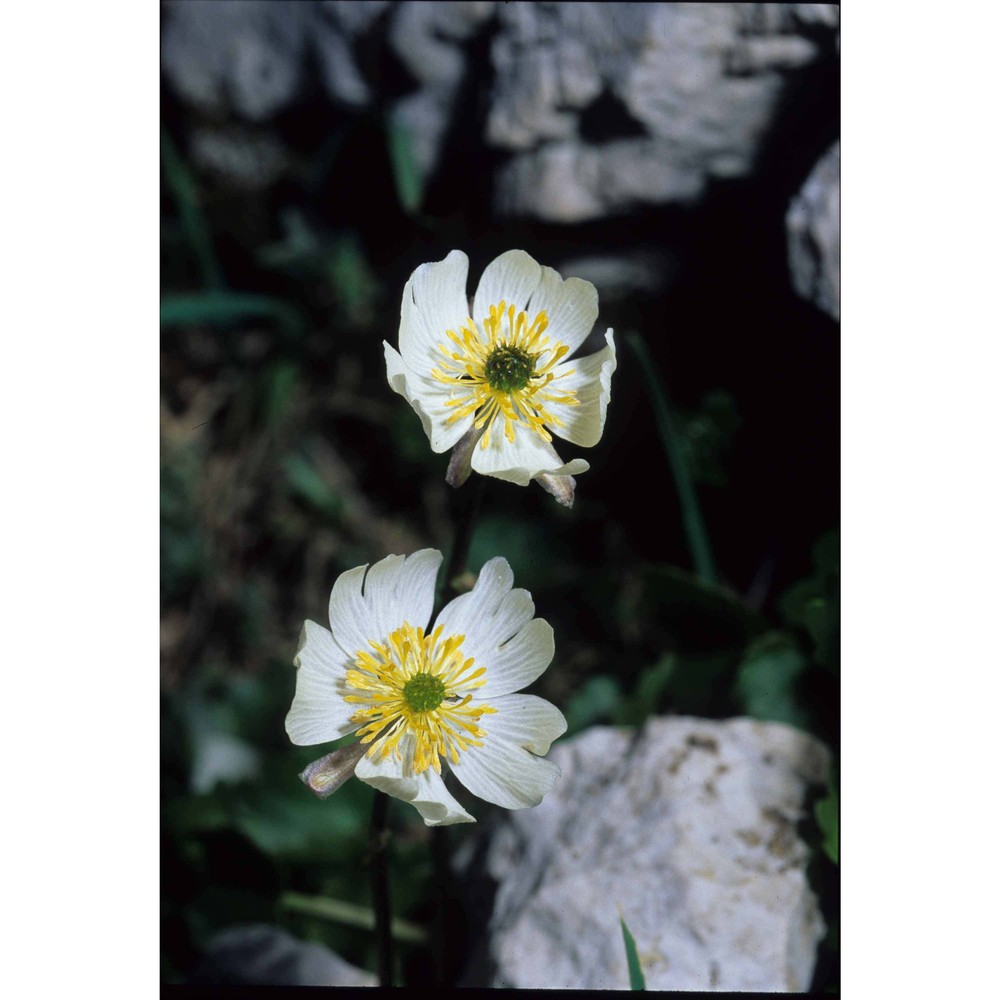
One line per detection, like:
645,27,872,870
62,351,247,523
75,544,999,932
484,344,535,393
402,672,447,713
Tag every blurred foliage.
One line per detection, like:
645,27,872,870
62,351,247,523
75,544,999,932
160,292,308,339
385,117,426,216
626,332,717,585
677,389,742,488
735,632,810,730
815,767,839,865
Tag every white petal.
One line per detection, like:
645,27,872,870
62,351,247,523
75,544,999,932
482,693,568,755
527,266,599,357
327,549,443,659
433,556,520,650
477,618,555,698
397,250,470,372
384,342,475,453
285,620,358,746
469,419,589,486
355,736,476,826
472,249,542,325
546,329,617,447
434,559,555,698
450,730,561,810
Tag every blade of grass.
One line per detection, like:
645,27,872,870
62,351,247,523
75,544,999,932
385,115,425,215
279,891,428,946
161,127,225,291
626,332,717,585
815,768,839,864
619,914,646,990
160,292,306,339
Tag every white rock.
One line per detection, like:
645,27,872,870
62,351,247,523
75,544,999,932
489,3,838,221
161,0,388,117
787,141,841,321
386,2,496,179
462,716,830,991
194,924,376,986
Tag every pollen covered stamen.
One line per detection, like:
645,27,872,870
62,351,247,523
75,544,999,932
431,298,580,447
345,622,496,775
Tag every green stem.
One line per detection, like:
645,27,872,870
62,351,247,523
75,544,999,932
625,332,717,585
280,892,428,944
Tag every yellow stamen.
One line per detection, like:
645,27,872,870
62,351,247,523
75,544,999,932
432,298,578,446
346,621,495,776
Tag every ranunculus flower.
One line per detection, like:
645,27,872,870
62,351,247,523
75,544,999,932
384,250,616,500
286,549,567,826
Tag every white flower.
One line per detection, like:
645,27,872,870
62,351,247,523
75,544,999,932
383,249,617,489
286,549,567,826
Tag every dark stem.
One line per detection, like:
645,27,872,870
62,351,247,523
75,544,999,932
441,474,486,604
370,790,393,987
431,475,486,985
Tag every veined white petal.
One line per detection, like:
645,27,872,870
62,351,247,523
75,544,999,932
384,342,475,453
450,731,561,810
470,420,589,486
434,556,519,647
527,266,599,358
472,249,542,324
477,618,555,699
398,250,470,371
355,737,476,826
435,559,555,697
546,329,617,447
327,549,443,659
285,620,359,746
483,693,568,755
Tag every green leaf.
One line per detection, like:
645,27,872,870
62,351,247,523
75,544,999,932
229,762,372,862
615,655,676,726
280,892,428,945
564,676,623,735
385,116,425,214
625,332,716,585
263,360,300,424
778,529,839,671
619,915,646,990
327,234,379,325
735,633,809,729
815,775,839,864
283,452,343,520
160,292,307,339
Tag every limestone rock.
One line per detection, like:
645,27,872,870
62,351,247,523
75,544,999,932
558,250,679,304
386,2,496,180
188,126,289,190
192,924,376,987
787,141,841,321
161,0,387,118
460,716,830,990
489,3,839,221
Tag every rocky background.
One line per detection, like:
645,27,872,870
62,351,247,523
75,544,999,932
161,1,839,989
